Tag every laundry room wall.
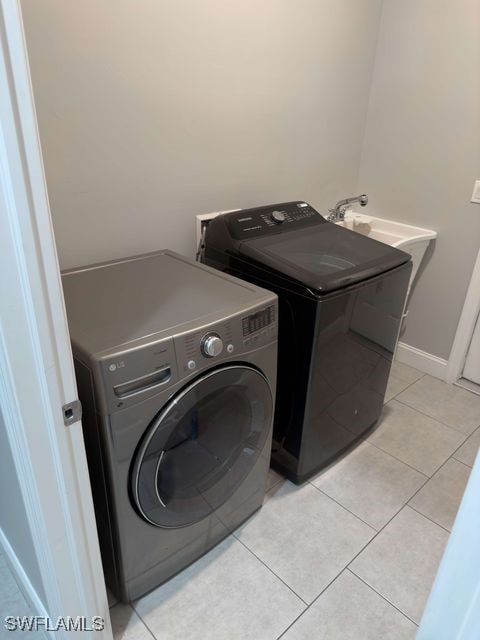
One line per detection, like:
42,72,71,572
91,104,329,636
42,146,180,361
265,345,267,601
20,0,383,270
0,410,46,607
357,0,480,361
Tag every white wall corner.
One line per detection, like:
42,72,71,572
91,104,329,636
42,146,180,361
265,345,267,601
395,341,448,381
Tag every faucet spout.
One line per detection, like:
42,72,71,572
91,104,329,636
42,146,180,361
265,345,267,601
328,194,368,221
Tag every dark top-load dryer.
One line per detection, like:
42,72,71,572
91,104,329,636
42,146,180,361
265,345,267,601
203,201,412,484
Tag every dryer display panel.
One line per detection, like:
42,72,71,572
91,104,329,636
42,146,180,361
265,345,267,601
242,305,276,336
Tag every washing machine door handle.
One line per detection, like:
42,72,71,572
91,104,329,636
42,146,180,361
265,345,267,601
130,364,273,529
154,451,167,508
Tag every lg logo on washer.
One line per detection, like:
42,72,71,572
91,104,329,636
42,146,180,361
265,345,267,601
108,361,126,372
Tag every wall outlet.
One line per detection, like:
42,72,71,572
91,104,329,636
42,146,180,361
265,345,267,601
471,180,480,204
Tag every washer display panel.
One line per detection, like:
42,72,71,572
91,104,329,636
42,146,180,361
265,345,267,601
131,365,273,527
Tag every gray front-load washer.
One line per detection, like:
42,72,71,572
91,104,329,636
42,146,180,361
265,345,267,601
62,250,277,602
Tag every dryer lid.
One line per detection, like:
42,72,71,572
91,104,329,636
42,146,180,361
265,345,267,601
239,222,411,294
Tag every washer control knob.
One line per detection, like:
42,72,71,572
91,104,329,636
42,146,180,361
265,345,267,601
271,210,286,224
201,333,223,358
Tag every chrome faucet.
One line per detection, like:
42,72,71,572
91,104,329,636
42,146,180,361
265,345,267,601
327,194,368,222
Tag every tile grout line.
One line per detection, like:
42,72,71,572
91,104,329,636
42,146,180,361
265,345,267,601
274,568,353,640
344,500,428,570
308,482,381,532
393,395,477,440
361,438,430,478
107,600,157,640
366,438,436,477
275,425,476,639
407,504,451,534
270,459,423,640
367,373,446,478
337,453,454,606
231,533,309,606
274,459,430,638
451,454,476,470
385,369,479,439
340,427,478,620
368,373,476,477
130,602,161,640
346,569,419,627
404,429,480,512
431,429,480,478
336,453,450,572
275,433,437,640
386,371,426,401
404,433,480,531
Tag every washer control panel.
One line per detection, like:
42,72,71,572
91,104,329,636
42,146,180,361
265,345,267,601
242,305,275,337
228,201,324,239
174,302,278,375
271,210,286,224
241,304,277,350
201,333,224,358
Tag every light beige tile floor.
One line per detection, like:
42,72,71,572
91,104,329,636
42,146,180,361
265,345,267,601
311,441,426,530
453,426,480,467
235,481,375,603
397,375,480,436
369,399,464,476
409,458,471,531
133,536,304,640
109,367,478,640
350,506,449,624
384,361,424,403
281,570,417,640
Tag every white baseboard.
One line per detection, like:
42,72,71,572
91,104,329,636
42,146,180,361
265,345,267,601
0,528,49,623
395,341,448,380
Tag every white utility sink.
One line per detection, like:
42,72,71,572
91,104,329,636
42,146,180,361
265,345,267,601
336,211,437,296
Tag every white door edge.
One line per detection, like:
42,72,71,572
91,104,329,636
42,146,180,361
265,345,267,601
0,1,111,637
447,248,480,383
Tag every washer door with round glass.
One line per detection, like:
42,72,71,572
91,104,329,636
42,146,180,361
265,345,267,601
131,365,273,528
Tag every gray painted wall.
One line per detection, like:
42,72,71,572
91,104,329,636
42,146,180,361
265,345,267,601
357,0,480,360
21,0,479,360
0,409,46,606
21,0,383,269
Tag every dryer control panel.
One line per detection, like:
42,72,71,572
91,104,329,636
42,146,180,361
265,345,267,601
174,302,277,376
227,201,325,239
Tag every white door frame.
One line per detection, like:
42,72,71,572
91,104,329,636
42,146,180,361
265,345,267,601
0,1,111,637
447,248,480,383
